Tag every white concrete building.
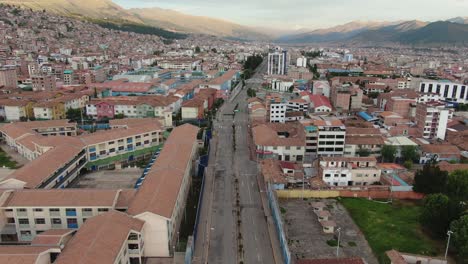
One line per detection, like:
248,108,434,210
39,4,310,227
296,57,307,67
320,157,381,187
419,81,468,104
267,48,288,75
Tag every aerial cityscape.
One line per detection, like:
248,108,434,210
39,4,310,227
0,0,467,264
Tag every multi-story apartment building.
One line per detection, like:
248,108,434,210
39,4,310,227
0,189,132,242
0,119,164,189
415,101,452,140
319,157,381,187
0,99,35,121
269,101,287,123
128,124,199,257
33,101,66,120
301,119,346,157
31,75,56,91
419,80,468,104
253,122,306,162
330,83,363,112
344,127,384,158
0,66,17,88
55,211,145,264
267,48,288,75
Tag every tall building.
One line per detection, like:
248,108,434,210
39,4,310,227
343,53,353,62
296,56,307,67
267,48,288,75
415,101,452,140
419,80,468,104
31,75,56,91
301,118,346,157
0,66,18,88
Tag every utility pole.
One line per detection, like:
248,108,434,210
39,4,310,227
445,230,453,259
336,227,341,257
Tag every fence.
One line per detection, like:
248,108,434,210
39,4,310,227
184,236,194,264
266,183,291,264
276,187,424,200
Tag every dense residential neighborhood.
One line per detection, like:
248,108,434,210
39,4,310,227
0,2,467,264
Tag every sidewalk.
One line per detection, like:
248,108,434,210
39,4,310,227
257,171,284,264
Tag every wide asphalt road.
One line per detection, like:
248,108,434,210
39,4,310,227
193,60,275,264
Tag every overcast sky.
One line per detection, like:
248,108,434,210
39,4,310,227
114,0,468,30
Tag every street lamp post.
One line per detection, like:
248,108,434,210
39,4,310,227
445,230,453,259
336,227,341,257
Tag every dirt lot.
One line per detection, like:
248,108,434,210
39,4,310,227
69,167,143,189
279,198,378,264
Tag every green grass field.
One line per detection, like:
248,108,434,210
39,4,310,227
340,198,442,264
0,149,18,169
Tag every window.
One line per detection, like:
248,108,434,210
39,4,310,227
49,208,60,213
67,218,78,228
98,208,109,212
109,148,115,153
82,208,92,213
52,218,61,224
33,208,43,212
325,174,331,178
7,218,15,223
35,218,46,225
18,219,29,225
17,208,27,213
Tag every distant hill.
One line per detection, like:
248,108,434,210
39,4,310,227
0,0,268,40
0,0,141,22
276,21,398,43
278,20,468,45
129,7,270,40
349,20,427,43
398,21,468,44
446,17,468,24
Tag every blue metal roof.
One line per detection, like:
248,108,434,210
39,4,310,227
358,111,374,121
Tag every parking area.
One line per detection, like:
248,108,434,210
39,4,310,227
69,167,143,189
279,198,378,264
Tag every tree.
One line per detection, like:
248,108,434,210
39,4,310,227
450,215,468,263
446,170,468,201
288,85,294,93
420,193,450,237
401,145,419,162
66,108,83,122
115,113,125,119
195,46,201,53
413,164,448,194
381,145,397,162
357,148,371,157
211,48,217,53
403,160,413,170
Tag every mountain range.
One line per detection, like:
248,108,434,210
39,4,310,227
1,0,468,44
0,0,269,40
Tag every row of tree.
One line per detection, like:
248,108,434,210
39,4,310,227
413,164,468,262
242,55,263,80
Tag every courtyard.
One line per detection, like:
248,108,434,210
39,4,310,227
69,167,143,189
279,198,378,263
